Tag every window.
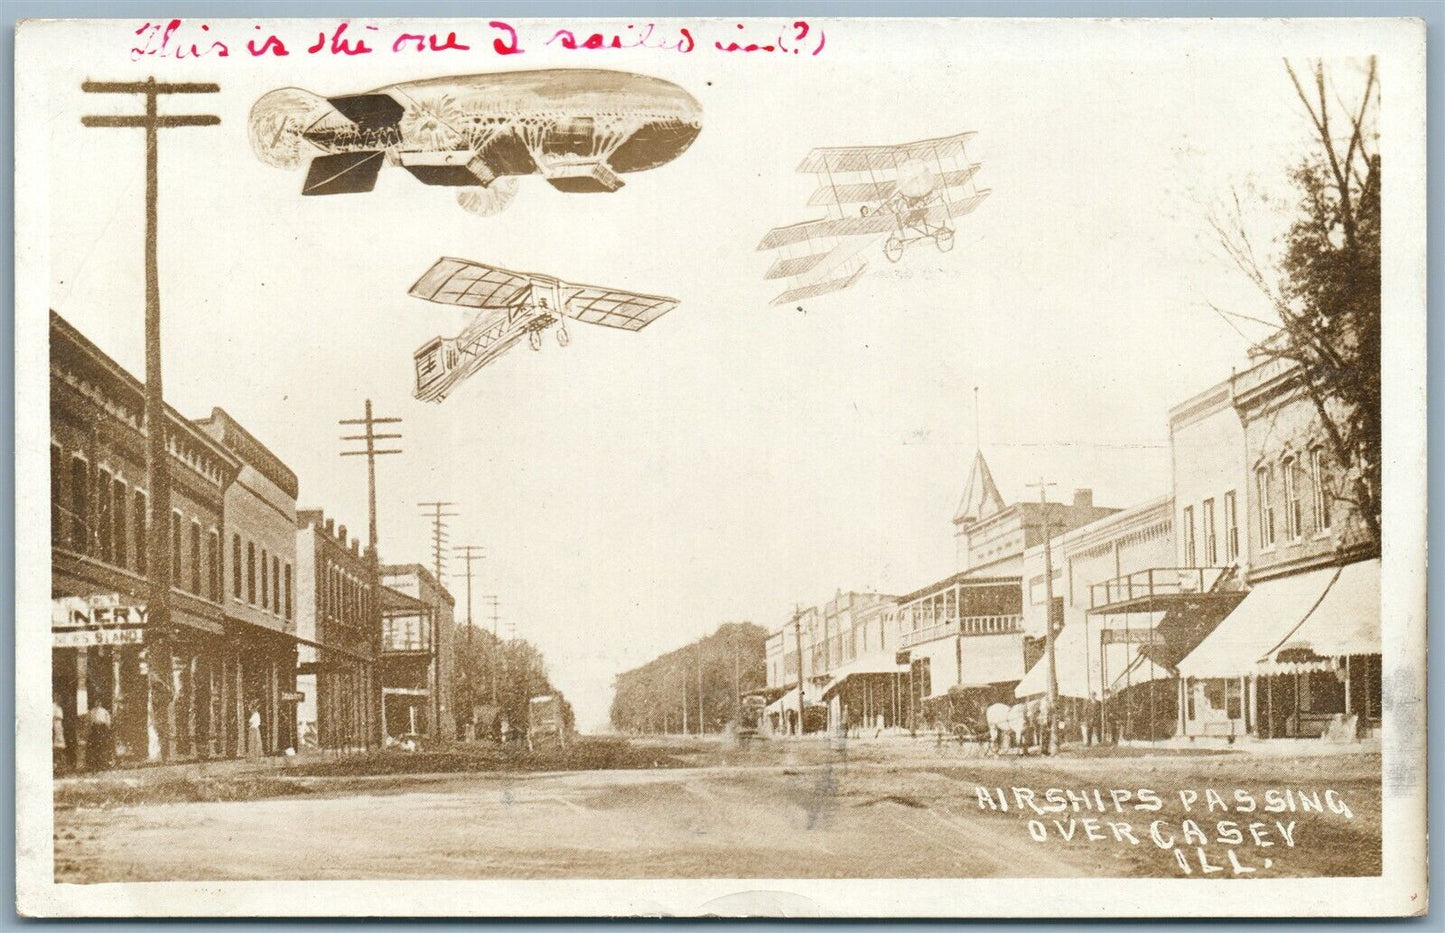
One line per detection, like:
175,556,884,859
1182,505,1196,567
112,478,127,568
208,531,221,602
1257,467,1275,548
284,564,293,621
189,520,202,594
261,548,270,610
171,511,183,584
272,555,280,615
1223,490,1239,562
133,490,148,574
232,533,243,598
1202,498,1217,565
247,541,257,604
69,456,89,552
1283,456,1302,541
96,468,114,563
50,445,63,546
1311,447,1332,531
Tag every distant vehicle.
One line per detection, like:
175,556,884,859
528,694,567,751
408,256,679,402
248,69,702,215
736,695,767,743
758,132,990,304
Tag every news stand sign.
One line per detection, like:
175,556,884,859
51,594,147,648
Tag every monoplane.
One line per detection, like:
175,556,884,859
249,70,702,216
408,257,679,402
758,132,990,304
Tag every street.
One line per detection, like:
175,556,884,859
52,736,1382,883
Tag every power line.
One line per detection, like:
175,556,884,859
340,399,402,555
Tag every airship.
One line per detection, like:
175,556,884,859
248,69,703,215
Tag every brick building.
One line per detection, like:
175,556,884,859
50,311,242,764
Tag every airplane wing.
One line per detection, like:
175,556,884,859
408,257,535,309
795,132,977,174
771,264,868,306
759,191,991,251
805,164,982,207
558,284,678,332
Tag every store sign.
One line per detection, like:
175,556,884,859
52,594,147,648
282,691,306,703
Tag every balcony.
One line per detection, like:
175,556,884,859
898,614,1023,649
1089,567,1234,614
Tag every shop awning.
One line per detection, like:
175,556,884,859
1177,566,1339,680
1015,620,1152,700
819,654,907,698
959,633,1026,688
1257,559,1380,675
765,686,825,717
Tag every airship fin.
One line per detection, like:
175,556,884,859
302,151,385,196
325,93,404,131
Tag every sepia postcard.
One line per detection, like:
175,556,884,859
12,15,1428,918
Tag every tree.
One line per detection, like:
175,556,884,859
451,626,575,738
1210,58,1380,546
609,622,769,735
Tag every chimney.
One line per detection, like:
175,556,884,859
1073,488,1093,509
338,523,347,542
324,518,335,535
350,538,360,556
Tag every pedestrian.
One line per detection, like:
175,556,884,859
84,703,112,771
52,701,67,775
247,705,264,757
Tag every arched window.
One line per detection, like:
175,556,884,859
1311,446,1332,531
1256,466,1275,548
1282,456,1302,541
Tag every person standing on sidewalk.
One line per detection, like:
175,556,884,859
84,703,112,771
52,701,67,775
247,705,264,757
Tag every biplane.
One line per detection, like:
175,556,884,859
248,70,702,216
408,257,679,403
757,132,990,305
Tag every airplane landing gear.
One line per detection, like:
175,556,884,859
529,329,543,351
883,236,904,263
934,227,955,253
556,322,570,347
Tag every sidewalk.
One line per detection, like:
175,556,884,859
54,746,369,788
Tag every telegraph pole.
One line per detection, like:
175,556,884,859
1028,478,1060,755
81,78,219,761
417,502,457,584
453,546,485,647
483,595,500,703
793,606,806,736
340,400,402,555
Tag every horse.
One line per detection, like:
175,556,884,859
984,703,1011,753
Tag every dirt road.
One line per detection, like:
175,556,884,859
52,737,1381,882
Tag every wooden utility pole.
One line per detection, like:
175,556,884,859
453,546,485,647
417,502,457,584
81,78,219,761
340,400,402,555
794,606,806,736
483,594,501,703
1028,479,1060,755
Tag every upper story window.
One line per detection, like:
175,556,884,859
69,456,89,552
96,468,114,563
247,541,257,604
132,490,148,574
261,548,270,610
1202,498,1217,565
1256,466,1276,548
1283,456,1303,541
272,555,281,616
170,511,183,584
1311,446,1332,532
189,520,202,594
1182,505,1196,567
232,533,243,598
284,563,294,621
111,478,127,569
1223,490,1239,562
208,530,221,602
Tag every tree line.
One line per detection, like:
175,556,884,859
451,626,575,738
609,622,769,735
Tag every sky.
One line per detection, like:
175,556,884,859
30,18,1336,730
